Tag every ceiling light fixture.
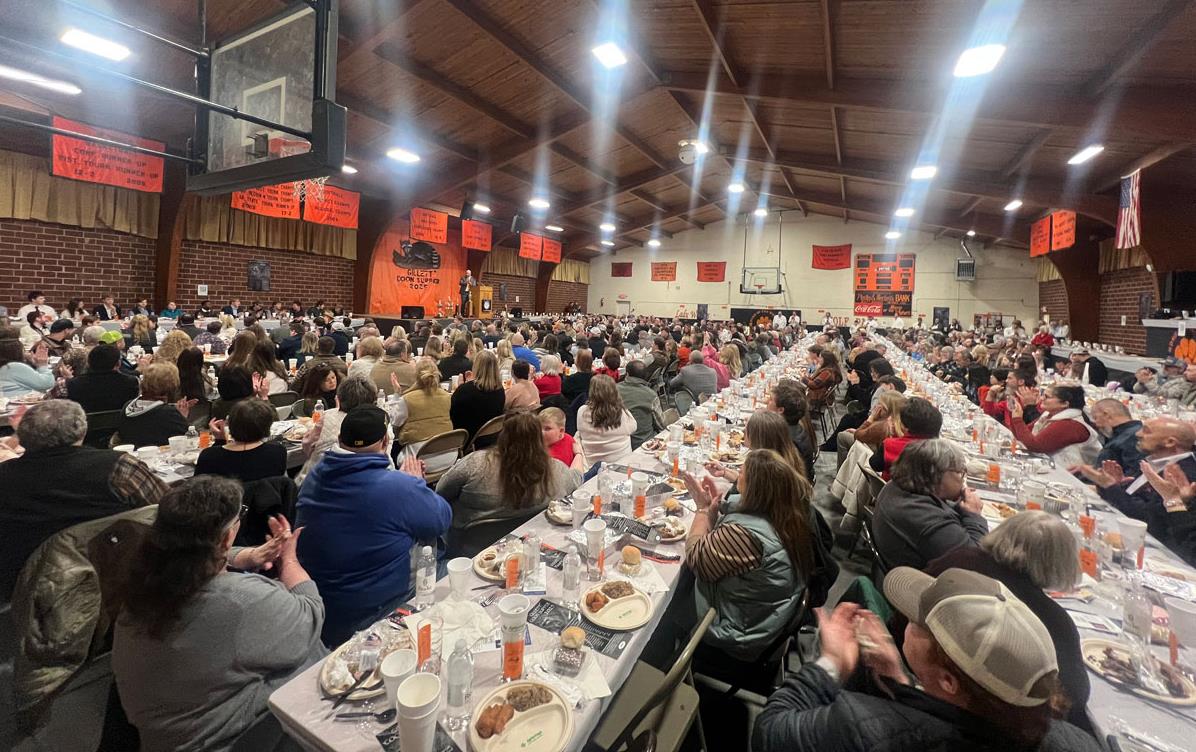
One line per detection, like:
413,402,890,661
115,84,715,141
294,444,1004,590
545,224,564,233
599,222,616,232
753,207,768,218
386,147,420,163
591,42,627,69
473,203,491,215
0,64,81,95
727,182,745,194
910,165,938,181
894,207,915,218
341,164,358,174
953,44,1006,78
1003,199,1023,212
647,238,662,248
966,229,977,237
1067,144,1105,165
885,230,902,240
601,239,615,247
61,28,130,61
528,197,551,210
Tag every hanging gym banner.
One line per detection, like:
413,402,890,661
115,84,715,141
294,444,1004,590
461,219,492,251
696,261,726,282
1050,210,1076,251
541,237,562,263
853,253,915,317
50,116,166,193
811,243,852,270
1030,217,1051,257
651,262,677,282
231,183,301,220
611,262,633,278
302,184,360,229
410,207,448,244
519,232,543,260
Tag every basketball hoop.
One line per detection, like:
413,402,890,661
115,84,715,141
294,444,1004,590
754,283,765,293
271,137,327,201
292,175,328,202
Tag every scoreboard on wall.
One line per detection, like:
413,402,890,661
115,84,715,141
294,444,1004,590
854,253,915,317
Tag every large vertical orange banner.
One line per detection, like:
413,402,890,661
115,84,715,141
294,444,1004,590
541,238,562,263
368,217,467,315
1050,210,1076,251
461,219,492,251
410,208,448,243
519,233,543,260
1030,217,1051,257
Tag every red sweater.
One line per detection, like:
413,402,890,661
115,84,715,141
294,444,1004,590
534,374,562,399
877,434,922,480
1008,414,1090,454
1031,331,1055,347
547,432,576,466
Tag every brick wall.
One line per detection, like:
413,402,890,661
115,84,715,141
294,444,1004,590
0,219,157,315
484,273,537,313
546,280,587,313
1098,267,1155,354
176,240,355,312
1038,279,1068,324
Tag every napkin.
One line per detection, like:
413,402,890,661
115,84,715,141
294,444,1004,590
422,600,495,652
527,651,612,706
605,558,669,594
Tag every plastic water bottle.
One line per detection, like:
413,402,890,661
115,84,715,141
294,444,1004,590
311,399,325,424
562,548,582,609
444,639,474,731
376,387,386,408
185,425,199,451
415,545,436,610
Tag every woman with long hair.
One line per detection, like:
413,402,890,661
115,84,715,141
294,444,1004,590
295,330,320,367
247,341,290,395
576,373,637,464
223,331,258,371
423,335,444,363
114,476,323,751
151,329,191,365
176,346,213,404
803,346,842,404
495,338,515,373
683,448,815,660
436,411,582,531
61,297,88,322
395,358,452,447
719,344,742,382
0,326,54,397
450,349,506,442
851,389,906,451
707,411,809,486
295,362,340,413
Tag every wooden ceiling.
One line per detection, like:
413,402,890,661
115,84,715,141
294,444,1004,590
1,0,1195,260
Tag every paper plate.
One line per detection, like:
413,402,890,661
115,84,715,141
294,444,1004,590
580,583,653,631
473,547,507,582
544,502,572,526
469,681,573,752
1081,638,1196,706
318,639,391,702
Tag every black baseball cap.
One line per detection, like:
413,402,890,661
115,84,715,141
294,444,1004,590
49,319,75,333
339,406,388,448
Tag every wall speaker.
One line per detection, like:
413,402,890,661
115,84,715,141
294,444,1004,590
510,213,525,233
400,305,425,319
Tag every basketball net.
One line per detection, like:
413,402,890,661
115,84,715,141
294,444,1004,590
272,137,328,202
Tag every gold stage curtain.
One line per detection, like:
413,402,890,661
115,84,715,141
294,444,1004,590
1036,258,1062,282
0,149,159,237
551,258,590,284
1098,238,1148,274
482,246,537,277
185,195,356,259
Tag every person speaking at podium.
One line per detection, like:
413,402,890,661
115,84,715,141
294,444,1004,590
459,269,475,315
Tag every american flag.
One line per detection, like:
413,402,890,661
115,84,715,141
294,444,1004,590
1115,169,1141,249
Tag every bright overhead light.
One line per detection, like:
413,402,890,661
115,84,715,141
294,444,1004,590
386,147,420,163
591,42,627,69
966,229,977,237
599,222,616,233
910,165,938,180
693,141,710,155
545,224,564,233
884,230,902,240
600,239,615,247
472,203,491,215
528,197,551,210
727,182,745,194
0,64,81,95
753,207,768,218
1067,144,1105,165
894,207,915,218
1004,199,1023,212
953,44,1006,78
647,238,662,248
61,28,130,61
341,164,358,175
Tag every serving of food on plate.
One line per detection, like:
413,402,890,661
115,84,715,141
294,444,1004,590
10,393,44,405
709,449,746,465
581,581,653,631
682,430,699,446
657,517,687,543
318,626,411,701
470,680,573,752
982,501,1017,520
641,438,665,452
545,499,572,525
473,546,508,581
1081,638,1196,705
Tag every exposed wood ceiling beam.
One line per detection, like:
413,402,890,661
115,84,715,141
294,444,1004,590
628,189,703,230
660,72,1196,143
1084,0,1192,96
959,196,984,217
688,0,743,87
566,199,722,256
441,0,671,169
819,0,836,90
1094,142,1191,191
547,162,693,221
335,0,430,63
1001,128,1053,179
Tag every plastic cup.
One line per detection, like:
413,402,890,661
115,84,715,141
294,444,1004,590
583,518,607,580
167,436,188,455
113,444,135,454
571,499,588,528
135,446,160,462
630,471,650,498
446,557,472,600
1117,518,1149,569
497,594,531,682
380,648,418,711
396,673,442,752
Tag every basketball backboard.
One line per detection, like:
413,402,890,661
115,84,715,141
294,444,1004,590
187,1,346,195
741,267,781,295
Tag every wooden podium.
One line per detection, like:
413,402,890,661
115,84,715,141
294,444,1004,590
475,285,494,319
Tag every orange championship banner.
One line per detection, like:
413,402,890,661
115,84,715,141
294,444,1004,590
651,262,677,282
410,207,448,244
461,219,492,251
696,261,726,282
231,183,300,220
1051,210,1076,251
302,184,360,229
51,116,165,193
519,232,543,260
811,243,852,270
611,262,633,278
1030,217,1051,257
541,237,562,263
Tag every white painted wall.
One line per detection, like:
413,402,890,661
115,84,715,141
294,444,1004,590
586,211,1039,324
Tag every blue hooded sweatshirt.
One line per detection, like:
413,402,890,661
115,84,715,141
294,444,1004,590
296,450,451,644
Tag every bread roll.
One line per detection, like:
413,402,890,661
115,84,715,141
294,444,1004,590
622,545,642,566
560,626,586,650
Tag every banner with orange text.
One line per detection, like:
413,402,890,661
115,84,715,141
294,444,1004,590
542,237,562,263
1050,210,1076,251
231,183,300,220
519,232,543,260
651,262,677,282
51,116,165,193
302,184,360,228
696,261,726,282
410,208,448,244
1030,217,1051,257
368,217,467,316
461,219,492,251
811,244,852,270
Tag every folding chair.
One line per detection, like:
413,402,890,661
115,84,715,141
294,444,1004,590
445,507,544,559
586,609,716,752
693,590,810,699
416,428,468,484
661,408,680,427
467,414,505,453
83,410,121,449
268,391,300,419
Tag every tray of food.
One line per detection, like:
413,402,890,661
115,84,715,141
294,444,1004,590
982,501,1017,522
473,546,508,582
1081,638,1196,705
581,581,652,631
544,499,573,526
318,625,411,701
656,517,687,543
470,681,573,752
